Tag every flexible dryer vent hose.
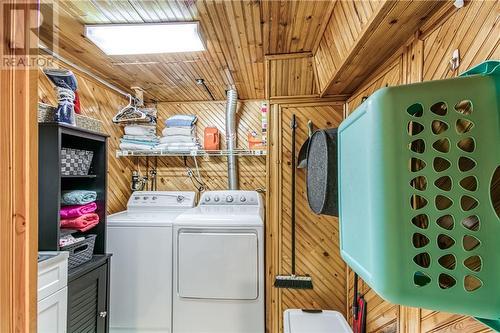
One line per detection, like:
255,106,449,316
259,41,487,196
225,88,238,190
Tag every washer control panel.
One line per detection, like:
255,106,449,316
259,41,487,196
200,191,260,206
127,191,196,210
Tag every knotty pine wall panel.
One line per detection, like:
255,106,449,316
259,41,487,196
344,2,499,332
39,62,266,214
268,55,318,98
261,0,335,54
0,2,38,330
38,63,136,214
267,102,346,333
314,0,383,92
153,101,266,194
422,0,500,81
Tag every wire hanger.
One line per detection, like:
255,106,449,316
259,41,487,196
112,94,147,123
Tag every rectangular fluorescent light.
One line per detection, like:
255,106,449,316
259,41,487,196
84,22,205,55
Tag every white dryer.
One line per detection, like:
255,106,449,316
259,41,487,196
107,191,196,333
173,190,265,333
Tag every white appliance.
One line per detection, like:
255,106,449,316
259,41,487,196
38,251,69,333
173,190,265,333
284,309,352,333
107,191,196,333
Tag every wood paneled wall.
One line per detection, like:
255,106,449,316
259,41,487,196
38,59,136,214
315,0,382,91
266,100,347,333
261,0,335,54
266,53,318,99
0,2,38,331
344,2,499,332
151,101,266,195
314,1,447,96
38,60,266,215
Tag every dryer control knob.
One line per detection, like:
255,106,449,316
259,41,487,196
226,195,234,203
204,196,211,202
214,196,220,202
240,196,246,202
143,196,149,200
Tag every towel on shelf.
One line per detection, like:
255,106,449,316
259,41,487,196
124,124,156,136
165,115,197,128
119,142,155,151
156,142,200,148
60,202,97,219
159,135,198,144
61,190,97,206
155,142,200,151
156,146,200,152
60,213,99,232
122,134,160,142
161,126,196,137
120,138,159,146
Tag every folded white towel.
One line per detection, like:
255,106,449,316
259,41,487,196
164,115,197,127
161,126,195,137
155,145,199,152
124,125,156,136
156,142,199,148
119,142,155,151
166,115,197,122
159,136,197,144
123,134,159,141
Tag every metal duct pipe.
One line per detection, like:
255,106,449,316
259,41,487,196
225,89,238,190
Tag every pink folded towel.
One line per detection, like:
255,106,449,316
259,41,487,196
60,202,97,219
60,213,99,232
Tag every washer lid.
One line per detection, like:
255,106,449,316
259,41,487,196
107,210,184,227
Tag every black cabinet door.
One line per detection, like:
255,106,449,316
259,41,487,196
67,263,108,333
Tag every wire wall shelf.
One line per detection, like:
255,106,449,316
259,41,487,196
116,148,267,158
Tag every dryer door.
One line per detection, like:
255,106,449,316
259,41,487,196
177,230,258,300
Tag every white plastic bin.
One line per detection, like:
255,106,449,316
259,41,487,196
284,309,352,333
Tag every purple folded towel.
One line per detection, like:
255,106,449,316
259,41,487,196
60,202,97,219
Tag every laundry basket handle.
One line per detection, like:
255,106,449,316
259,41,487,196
460,60,500,77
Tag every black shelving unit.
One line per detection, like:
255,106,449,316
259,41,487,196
38,122,108,254
38,123,111,333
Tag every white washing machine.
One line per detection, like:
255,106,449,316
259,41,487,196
107,191,196,333
173,190,265,333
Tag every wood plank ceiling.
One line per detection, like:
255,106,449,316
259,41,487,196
44,0,336,102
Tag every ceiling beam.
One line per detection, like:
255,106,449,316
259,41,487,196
314,0,448,96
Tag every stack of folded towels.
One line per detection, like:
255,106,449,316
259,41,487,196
60,190,99,233
156,115,201,152
119,124,159,151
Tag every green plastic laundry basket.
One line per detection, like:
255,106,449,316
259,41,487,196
338,60,500,321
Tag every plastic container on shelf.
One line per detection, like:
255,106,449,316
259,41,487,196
60,147,94,176
337,61,500,320
60,234,96,269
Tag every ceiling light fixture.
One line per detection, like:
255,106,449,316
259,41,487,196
84,22,205,55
